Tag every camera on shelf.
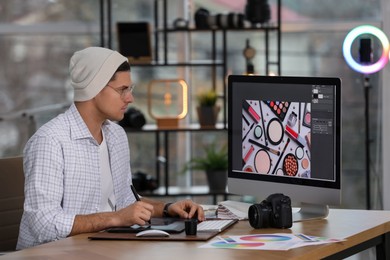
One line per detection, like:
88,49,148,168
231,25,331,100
248,193,293,229
132,171,158,192
245,0,271,26
194,7,245,29
118,107,146,129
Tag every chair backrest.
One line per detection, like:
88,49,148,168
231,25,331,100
0,156,24,252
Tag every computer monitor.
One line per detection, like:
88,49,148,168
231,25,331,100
227,75,341,222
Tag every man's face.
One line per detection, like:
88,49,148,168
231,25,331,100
94,71,133,122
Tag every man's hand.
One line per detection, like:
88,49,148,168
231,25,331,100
115,201,154,226
166,199,205,221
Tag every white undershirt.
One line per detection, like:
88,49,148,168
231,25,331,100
99,132,116,212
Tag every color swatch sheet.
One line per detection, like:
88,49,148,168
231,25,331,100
200,233,344,250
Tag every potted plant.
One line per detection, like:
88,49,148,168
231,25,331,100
196,89,220,128
184,142,228,193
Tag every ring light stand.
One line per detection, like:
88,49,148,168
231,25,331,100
343,25,390,210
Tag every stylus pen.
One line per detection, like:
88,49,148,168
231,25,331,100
131,184,141,201
131,184,151,224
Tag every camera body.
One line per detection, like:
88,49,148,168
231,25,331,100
245,0,271,25
248,193,292,229
132,171,158,192
118,107,146,129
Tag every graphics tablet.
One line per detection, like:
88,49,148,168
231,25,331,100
106,217,185,234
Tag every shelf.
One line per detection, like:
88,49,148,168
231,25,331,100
156,25,280,33
130,60,224,67
105,0,281,202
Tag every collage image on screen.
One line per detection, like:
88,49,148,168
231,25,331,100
242,99,311,178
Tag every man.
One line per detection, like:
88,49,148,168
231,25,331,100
17,47,204,250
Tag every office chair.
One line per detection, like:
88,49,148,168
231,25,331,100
0,156,24,253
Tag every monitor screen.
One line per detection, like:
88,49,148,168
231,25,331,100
228,75,341,221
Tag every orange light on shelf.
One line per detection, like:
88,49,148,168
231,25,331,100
147,79,188,128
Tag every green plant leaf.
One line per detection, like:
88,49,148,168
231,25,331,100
183,142,228,172
196,90,217,107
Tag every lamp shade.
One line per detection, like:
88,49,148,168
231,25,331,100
147,79,188,128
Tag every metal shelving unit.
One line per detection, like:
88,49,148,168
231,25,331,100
99,0,282,202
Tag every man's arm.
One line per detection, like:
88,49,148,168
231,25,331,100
69,201,154,236
69,198,205,236
70,212,117,236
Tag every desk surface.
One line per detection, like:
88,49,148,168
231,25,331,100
3,209,390,260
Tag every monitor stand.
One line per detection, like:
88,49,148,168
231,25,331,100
292,203,329,222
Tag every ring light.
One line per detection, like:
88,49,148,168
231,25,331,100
343,25,389,74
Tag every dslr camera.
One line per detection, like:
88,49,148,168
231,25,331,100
118,107,146,129
248,193,292,229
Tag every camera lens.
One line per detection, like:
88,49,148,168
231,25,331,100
248,201,272,228
248,204,260,228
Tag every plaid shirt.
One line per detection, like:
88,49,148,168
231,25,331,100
17,104,136,250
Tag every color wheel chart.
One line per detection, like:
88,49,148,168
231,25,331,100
201,234,296,250
200,233,344,250
240,234,292,242
210,241,266,249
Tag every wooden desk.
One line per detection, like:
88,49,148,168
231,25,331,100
3,209,390,260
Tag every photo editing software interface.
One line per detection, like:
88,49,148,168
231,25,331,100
229,76,341,193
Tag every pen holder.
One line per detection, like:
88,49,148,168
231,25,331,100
185,219,198,235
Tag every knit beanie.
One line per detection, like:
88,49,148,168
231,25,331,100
69,47,127,101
